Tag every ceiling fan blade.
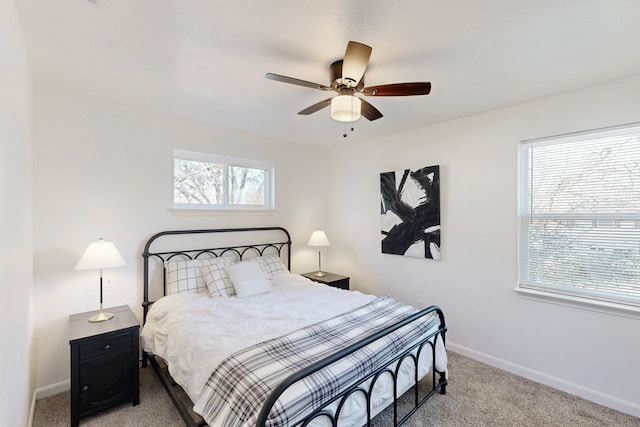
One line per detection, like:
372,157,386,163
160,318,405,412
360,99,383,121
363,82,431,96
297,98,333,115
342,41,372,86
265,73,331,91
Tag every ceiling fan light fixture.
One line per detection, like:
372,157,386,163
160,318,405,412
330,95,361,122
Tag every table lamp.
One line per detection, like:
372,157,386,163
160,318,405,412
75,238,126,322
307,230,330,277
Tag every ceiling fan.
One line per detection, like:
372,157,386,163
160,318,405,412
265,41,431,123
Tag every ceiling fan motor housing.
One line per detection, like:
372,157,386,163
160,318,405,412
330,60,364,91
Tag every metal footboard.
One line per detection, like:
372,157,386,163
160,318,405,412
256,305,447,427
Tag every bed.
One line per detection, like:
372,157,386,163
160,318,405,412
140,227,448,427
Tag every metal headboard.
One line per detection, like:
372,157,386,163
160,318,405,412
142,227,291,323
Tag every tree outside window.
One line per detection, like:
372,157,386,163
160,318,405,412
173,150,273,210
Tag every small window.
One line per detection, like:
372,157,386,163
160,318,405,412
518,123,640,307
173,150,274,210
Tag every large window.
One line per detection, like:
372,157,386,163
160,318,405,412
518,123,640,307
173,150,274,210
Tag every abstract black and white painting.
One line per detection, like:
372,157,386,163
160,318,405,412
380,165,440,259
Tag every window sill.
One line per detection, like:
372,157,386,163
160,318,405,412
169,208,276,216
514,287,640,320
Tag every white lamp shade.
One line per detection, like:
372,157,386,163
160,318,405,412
330,95,361,122
307,230,330,247
75,238,126,271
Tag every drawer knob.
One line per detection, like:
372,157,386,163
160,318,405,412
82,385,89,391
104,344,111,350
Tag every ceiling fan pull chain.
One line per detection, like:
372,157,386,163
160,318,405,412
342,123,355,139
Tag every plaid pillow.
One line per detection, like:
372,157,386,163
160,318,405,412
249,255,289,286
164,257,234,295
201,258,236,297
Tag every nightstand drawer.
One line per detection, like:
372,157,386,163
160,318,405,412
79,333,132,361
328,277,349,290
302,272,350,290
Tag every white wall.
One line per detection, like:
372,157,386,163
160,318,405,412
0,0,35,425
325,74,640,417
29,58,640,418
32,83,328,390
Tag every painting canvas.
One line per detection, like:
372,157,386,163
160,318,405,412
380,165,440,259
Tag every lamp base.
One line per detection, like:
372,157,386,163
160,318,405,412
313,271,326,277
88,311,114,323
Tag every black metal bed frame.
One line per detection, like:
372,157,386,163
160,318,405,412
142,227,447,427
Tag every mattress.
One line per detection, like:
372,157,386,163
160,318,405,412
141,273,447,426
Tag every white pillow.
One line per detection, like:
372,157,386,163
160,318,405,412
226,261,272,298
201,258,236,297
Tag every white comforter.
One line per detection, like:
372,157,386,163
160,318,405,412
141,274,377,400
141,273,447,425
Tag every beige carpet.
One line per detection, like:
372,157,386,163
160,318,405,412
33,351,640,426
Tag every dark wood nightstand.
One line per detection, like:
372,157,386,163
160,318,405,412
69,305,140,427
302,272,350,290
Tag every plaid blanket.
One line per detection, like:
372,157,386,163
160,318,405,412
193,296,439,427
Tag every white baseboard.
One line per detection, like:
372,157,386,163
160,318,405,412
28,380,70,427
35,379,70,399
446,341,640,419
28,390,36,427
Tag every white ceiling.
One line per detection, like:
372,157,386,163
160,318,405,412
17,0,640,146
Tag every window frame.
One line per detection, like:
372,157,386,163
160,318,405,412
172,149,275,211
517,123,640,309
